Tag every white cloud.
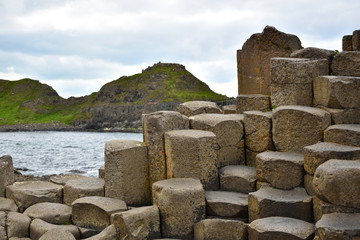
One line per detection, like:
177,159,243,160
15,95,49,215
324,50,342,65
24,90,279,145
1,0,360,98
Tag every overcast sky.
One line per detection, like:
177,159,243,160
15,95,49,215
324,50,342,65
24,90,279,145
0,0,359,98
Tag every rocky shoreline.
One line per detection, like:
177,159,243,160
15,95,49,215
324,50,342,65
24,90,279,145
0,122,142,133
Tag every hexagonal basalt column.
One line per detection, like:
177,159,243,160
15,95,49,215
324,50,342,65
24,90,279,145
165,129,219,190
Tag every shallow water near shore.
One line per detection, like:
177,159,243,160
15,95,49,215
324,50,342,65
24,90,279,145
0,131,143,176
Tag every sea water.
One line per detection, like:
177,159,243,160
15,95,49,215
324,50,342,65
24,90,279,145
0,131,143,176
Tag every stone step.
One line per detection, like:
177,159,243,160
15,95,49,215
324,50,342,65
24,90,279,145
219,165,256,194
313,159,360,209
324,124,360,147
194,219,247,240
205,191,248,220
256,151,304,190
248,186,313,222
315,213,360,239
272,105,331,152
6,181,63,212
314,75,360,109
249,216,315,240
303,141,360,175
23,202,71,225
331,51,360,77
236,94,270,113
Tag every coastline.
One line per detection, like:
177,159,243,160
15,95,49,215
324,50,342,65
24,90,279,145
0,122,142,133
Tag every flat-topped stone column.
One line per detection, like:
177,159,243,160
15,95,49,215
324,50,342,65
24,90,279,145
0,155,14,197
236,94,270,113
315,213,360,239
331,51,360,77
256,151,304,189
142,111,189,188
178,101,222,117
249,217,315,240
152,178,205,239
189,113,245,167
104,139,149,206
194,219,247,240
272,105,331,152
111,206,161,240
248,186,312,222
313,159,360,208
314,76,360,109
24,202,72,225
244,111,274,153
303,142,360,175
165,129,219,190
270,58,328,106
64,176,104,206
72,196,127,231
324,124,360,147
219,165,257,194
6,181,63,212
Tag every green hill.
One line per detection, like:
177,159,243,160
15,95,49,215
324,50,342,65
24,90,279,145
0,63,229,129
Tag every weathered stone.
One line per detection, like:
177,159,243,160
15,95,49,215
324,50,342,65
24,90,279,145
245,149,260,167
272,105,331,152
222,104,237,114
194,219,247,240
219,165,256,194
6,212,31,239
112,206,160,240
331,51,360,77
237,26,302,95
313,159,360,208
78,227,101,239
84,225,117,240
165,130,219,190
236,94,270,113
142,111,189,187
152,178,205,239
248,186,312,222
30,218,80,240
0,197,18,212
313,196,360,222
217,144,245,166
98,165,105,179
63,176,104,206
291,47,333,64
38,229,76,240
314,76,360,109
353,29,360,51
271,58,328,84
104,140,149,206
244,111,273,152
72,196,127,231
6,181,63,212
178,101,222,117
0,211,5,240
23,202,71,225
189,113,244,147
304,174,316,196
49,174,87,186
324,124,360,147
0,155,14,197
249,217,315,240
256,181,270,190
320,107,360,124
270,58,329,106
205,191,248,219
256,151,304,189
304,141,360,175
343,35,353,51
315,213,360,239
271,82,314,107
